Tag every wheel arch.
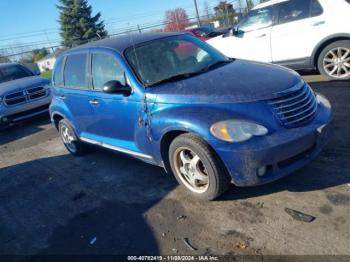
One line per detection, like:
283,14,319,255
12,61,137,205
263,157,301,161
159,130,189,173
312,34,350,68
51,112,65,130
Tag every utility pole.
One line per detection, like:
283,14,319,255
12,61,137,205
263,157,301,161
193,0,201,27
137,25,142,34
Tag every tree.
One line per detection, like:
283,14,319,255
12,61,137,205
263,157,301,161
0,53,11,64
204,1,211,20
32,48,49,62
246,0,254,11
17,54,33,65
164,8,189,32
57,0,107,48
214,1,237,27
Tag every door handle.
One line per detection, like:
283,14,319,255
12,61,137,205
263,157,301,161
312,21,325,26
89,99,100,106
256,33,266,38
58,95,66,100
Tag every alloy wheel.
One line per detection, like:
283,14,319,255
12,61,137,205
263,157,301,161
323,47,350,79
173,147,209,193
60,124,77,153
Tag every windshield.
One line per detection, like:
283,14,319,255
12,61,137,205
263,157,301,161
237,6,273,32
0,65,33,84
125,34,230,86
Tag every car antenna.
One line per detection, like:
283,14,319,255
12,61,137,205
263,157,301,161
128,24,141,74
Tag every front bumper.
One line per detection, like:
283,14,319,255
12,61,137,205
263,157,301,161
214,105,333,187
0,96,51,127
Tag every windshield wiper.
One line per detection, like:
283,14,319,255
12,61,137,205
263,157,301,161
147,60,233,87
148,72,200,87
200,60,232,73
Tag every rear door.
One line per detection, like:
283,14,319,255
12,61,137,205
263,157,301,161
60,52,100,141
271,0,327,63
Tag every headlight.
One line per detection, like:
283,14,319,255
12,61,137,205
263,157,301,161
210,120,268,143
316,93,331,109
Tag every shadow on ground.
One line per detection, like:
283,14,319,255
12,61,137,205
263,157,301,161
0,151,177,255
0,115,51,145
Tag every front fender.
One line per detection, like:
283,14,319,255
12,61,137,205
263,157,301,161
149,101,278,164
150,103,242,163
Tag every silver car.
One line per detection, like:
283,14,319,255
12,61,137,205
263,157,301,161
0,63,51,128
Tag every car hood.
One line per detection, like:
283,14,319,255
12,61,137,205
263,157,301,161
0,76,50,95
147,60,301,104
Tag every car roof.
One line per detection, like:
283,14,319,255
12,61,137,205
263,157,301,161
67,32,182,54
253,0,289,9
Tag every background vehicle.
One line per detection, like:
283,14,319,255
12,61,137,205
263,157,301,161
0,63,51,128
207,0,350,80
50,33,332,200
184,26,225,41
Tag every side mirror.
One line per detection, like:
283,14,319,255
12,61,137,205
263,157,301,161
231,26,239,35
223,27,237,38
102,80,132,96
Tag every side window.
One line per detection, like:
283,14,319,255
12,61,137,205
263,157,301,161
238,6,273,32
63,53,87,88
277,0,310,24
91,53,125,90
53,56,64,86
310,0,323,17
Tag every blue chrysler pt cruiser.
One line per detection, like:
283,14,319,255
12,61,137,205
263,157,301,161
50,33,332,200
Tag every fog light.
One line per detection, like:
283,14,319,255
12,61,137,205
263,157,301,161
257,166,267,177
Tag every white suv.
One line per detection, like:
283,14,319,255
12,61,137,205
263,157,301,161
207,0,350,80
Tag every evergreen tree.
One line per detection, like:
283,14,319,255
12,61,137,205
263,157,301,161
57,0,107,48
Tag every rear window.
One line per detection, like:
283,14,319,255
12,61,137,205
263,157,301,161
310,0,323,17
63,53,87,88
277,0,310,24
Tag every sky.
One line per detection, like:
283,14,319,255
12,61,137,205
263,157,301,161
0,0,258,56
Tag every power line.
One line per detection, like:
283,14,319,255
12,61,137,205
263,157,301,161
0,1,246,57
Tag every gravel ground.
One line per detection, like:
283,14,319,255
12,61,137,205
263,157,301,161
0,77,349,256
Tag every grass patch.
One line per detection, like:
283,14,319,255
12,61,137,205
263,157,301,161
41,70,52,80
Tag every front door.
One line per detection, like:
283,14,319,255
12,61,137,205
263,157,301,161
221,5,274,62
87,50,145,154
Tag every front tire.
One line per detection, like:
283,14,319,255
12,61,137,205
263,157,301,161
58,119,88,156
169,133,231,201
318,40,350,80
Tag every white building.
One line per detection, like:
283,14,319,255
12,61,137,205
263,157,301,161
36,53,56,72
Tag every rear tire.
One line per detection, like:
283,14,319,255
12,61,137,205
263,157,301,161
58,119,88,156
318,40,350,80
168,133,231,201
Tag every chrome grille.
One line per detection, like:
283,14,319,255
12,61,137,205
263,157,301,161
27,86,47,100
4,86,48,106
269,82,317,128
